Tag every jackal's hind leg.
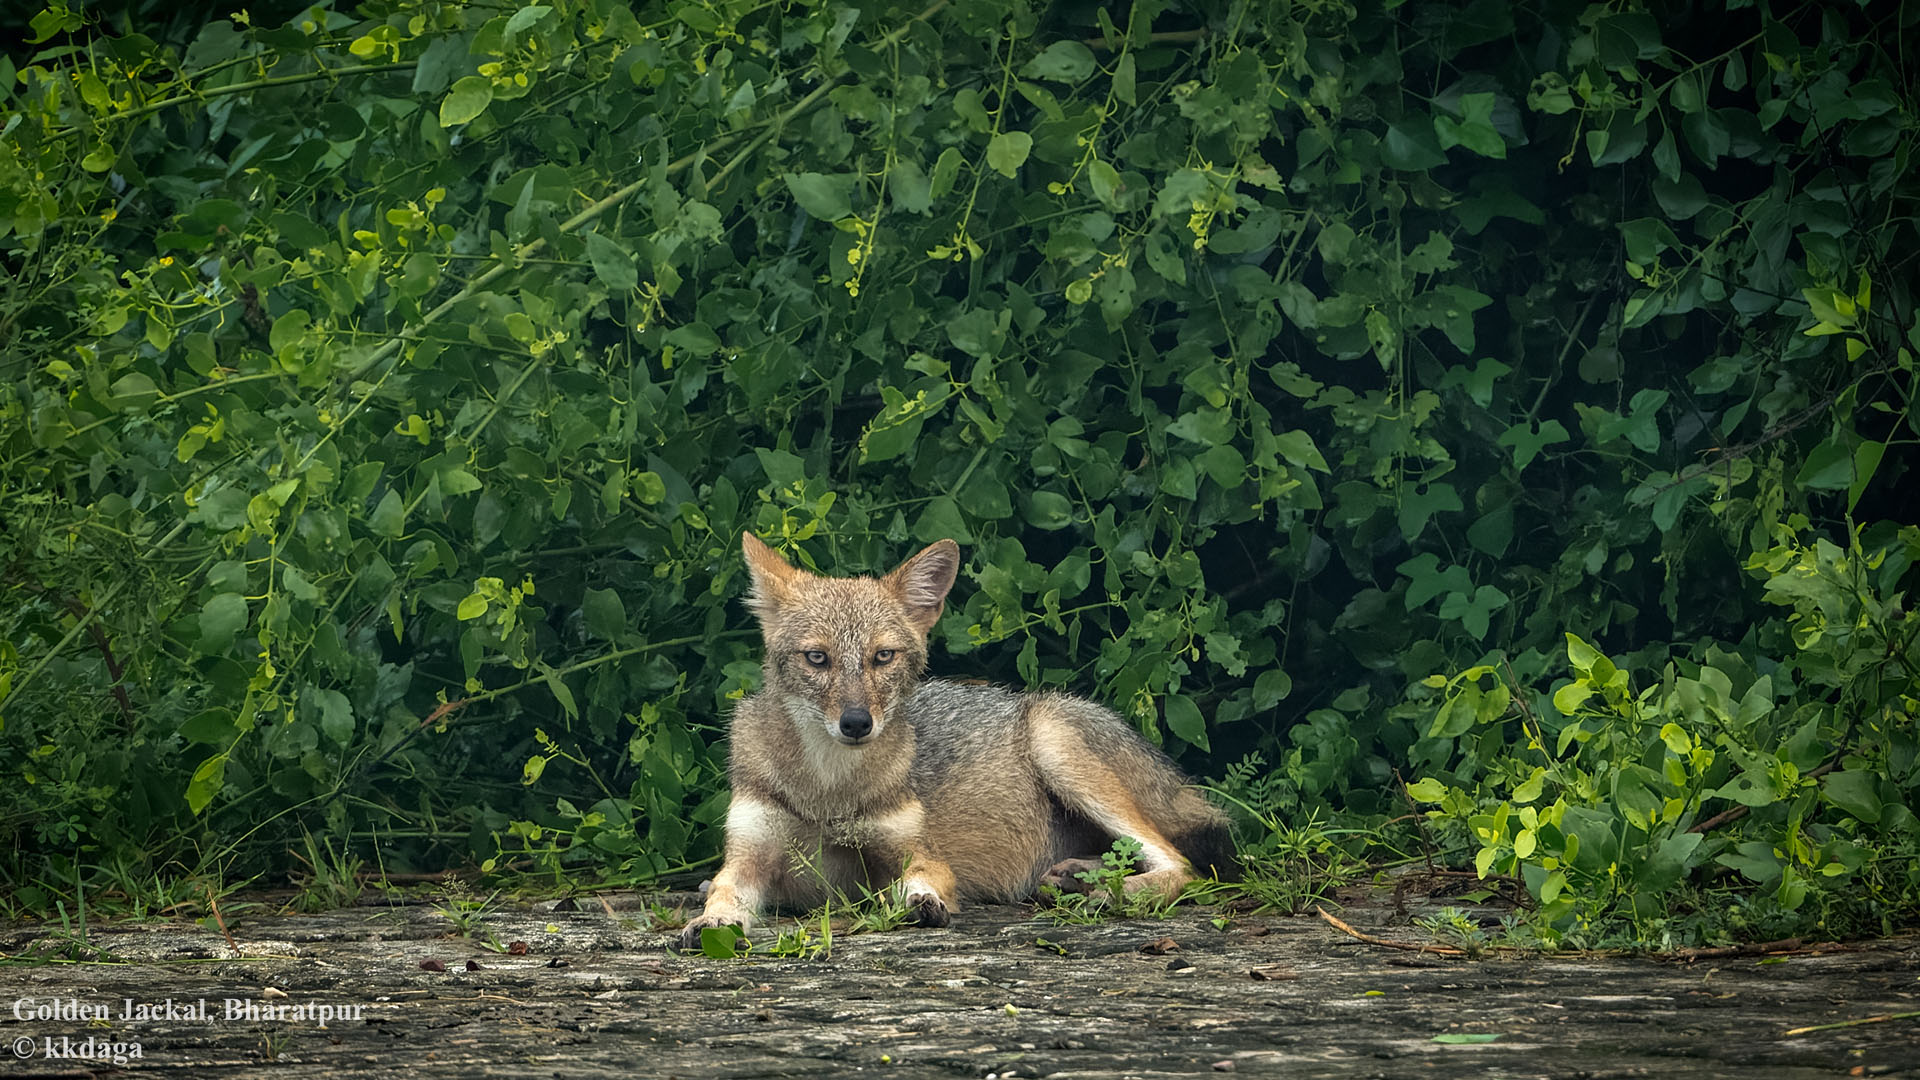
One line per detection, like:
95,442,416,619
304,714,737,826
1037,857,1104,895
1027,700,1209,902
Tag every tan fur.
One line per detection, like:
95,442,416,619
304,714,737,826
678,535,1233,949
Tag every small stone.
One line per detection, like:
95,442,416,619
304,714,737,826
1212,1060,1236,1072
419,958,446,972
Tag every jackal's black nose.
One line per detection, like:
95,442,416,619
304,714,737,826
838,706,873,740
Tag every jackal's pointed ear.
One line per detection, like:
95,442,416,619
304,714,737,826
741,532,802,618
885,539,961,633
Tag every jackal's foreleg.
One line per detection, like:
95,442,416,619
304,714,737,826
858,800,957,928
678,798,792,950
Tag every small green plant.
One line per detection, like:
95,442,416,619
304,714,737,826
841,881,911,936
432,885,500,938
287,833,365,914
1415,906,1491,958
693,910,833,961
258,1032,289,1062
1035,837,1182,924
1207,771,1368,914
765,906,835,960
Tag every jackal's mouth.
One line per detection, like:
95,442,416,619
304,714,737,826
830,731,876,747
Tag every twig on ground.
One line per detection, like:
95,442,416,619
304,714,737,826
1784,1010,1920,1037
209,887,240,956
1315,906,1465,957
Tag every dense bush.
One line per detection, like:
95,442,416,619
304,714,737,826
1,0,1915,942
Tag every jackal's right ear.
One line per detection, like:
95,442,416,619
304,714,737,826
741,532,802,617
885,539,961,633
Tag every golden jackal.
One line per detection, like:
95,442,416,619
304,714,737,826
678,534,1236,948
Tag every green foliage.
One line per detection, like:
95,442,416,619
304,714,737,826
1409,525,1920,943
1,0,1916,944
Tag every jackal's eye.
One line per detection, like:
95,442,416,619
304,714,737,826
802,649,830,668
872,649,896,665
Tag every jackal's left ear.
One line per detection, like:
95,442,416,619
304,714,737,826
885,539,960,633
741,532,803,618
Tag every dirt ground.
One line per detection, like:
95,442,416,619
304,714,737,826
1,884,1916,1079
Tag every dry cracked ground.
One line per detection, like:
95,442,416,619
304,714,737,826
0,886,1916,1079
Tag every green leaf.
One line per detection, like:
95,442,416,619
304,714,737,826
1466,502,1513,557
1511,768,1545,803
957,473,1012,519
784,172,853,220
197,592,248,655
1653,173,1708,219
1432,1033,1502,1044
631,471,667,504
1438,585,1509,640
914,494,973,543
1434,93,1506,158
1024,490,1073,530
986,131,1033,179
457,593,489,621
1795,439,1853,491
1405,778,1448,802
585,231,638,291
701,925,742,959
1167,407,1233,447
755,448,807,488
368,489,406,538
1021,41,1096,83
1495,419,1569,472
1382,118,1448,170
504,4,551,40
1823,771,1882,823
930,147,963,198
1253,668,1293,710
1272,430,1329,472
440,467,482,496
185,754,227,815
270,309,309,354
1397,482,1462,542
310,688,354,747
1848,441,1885,514
1637,832,1704,892
1163,693,1209,751
583,588,627,641
946,307,1002,358
439,75,493,127
179,708,235,745
545,666,579,720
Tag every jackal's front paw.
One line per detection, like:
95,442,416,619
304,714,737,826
677,913,750,952
905,891,950,928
